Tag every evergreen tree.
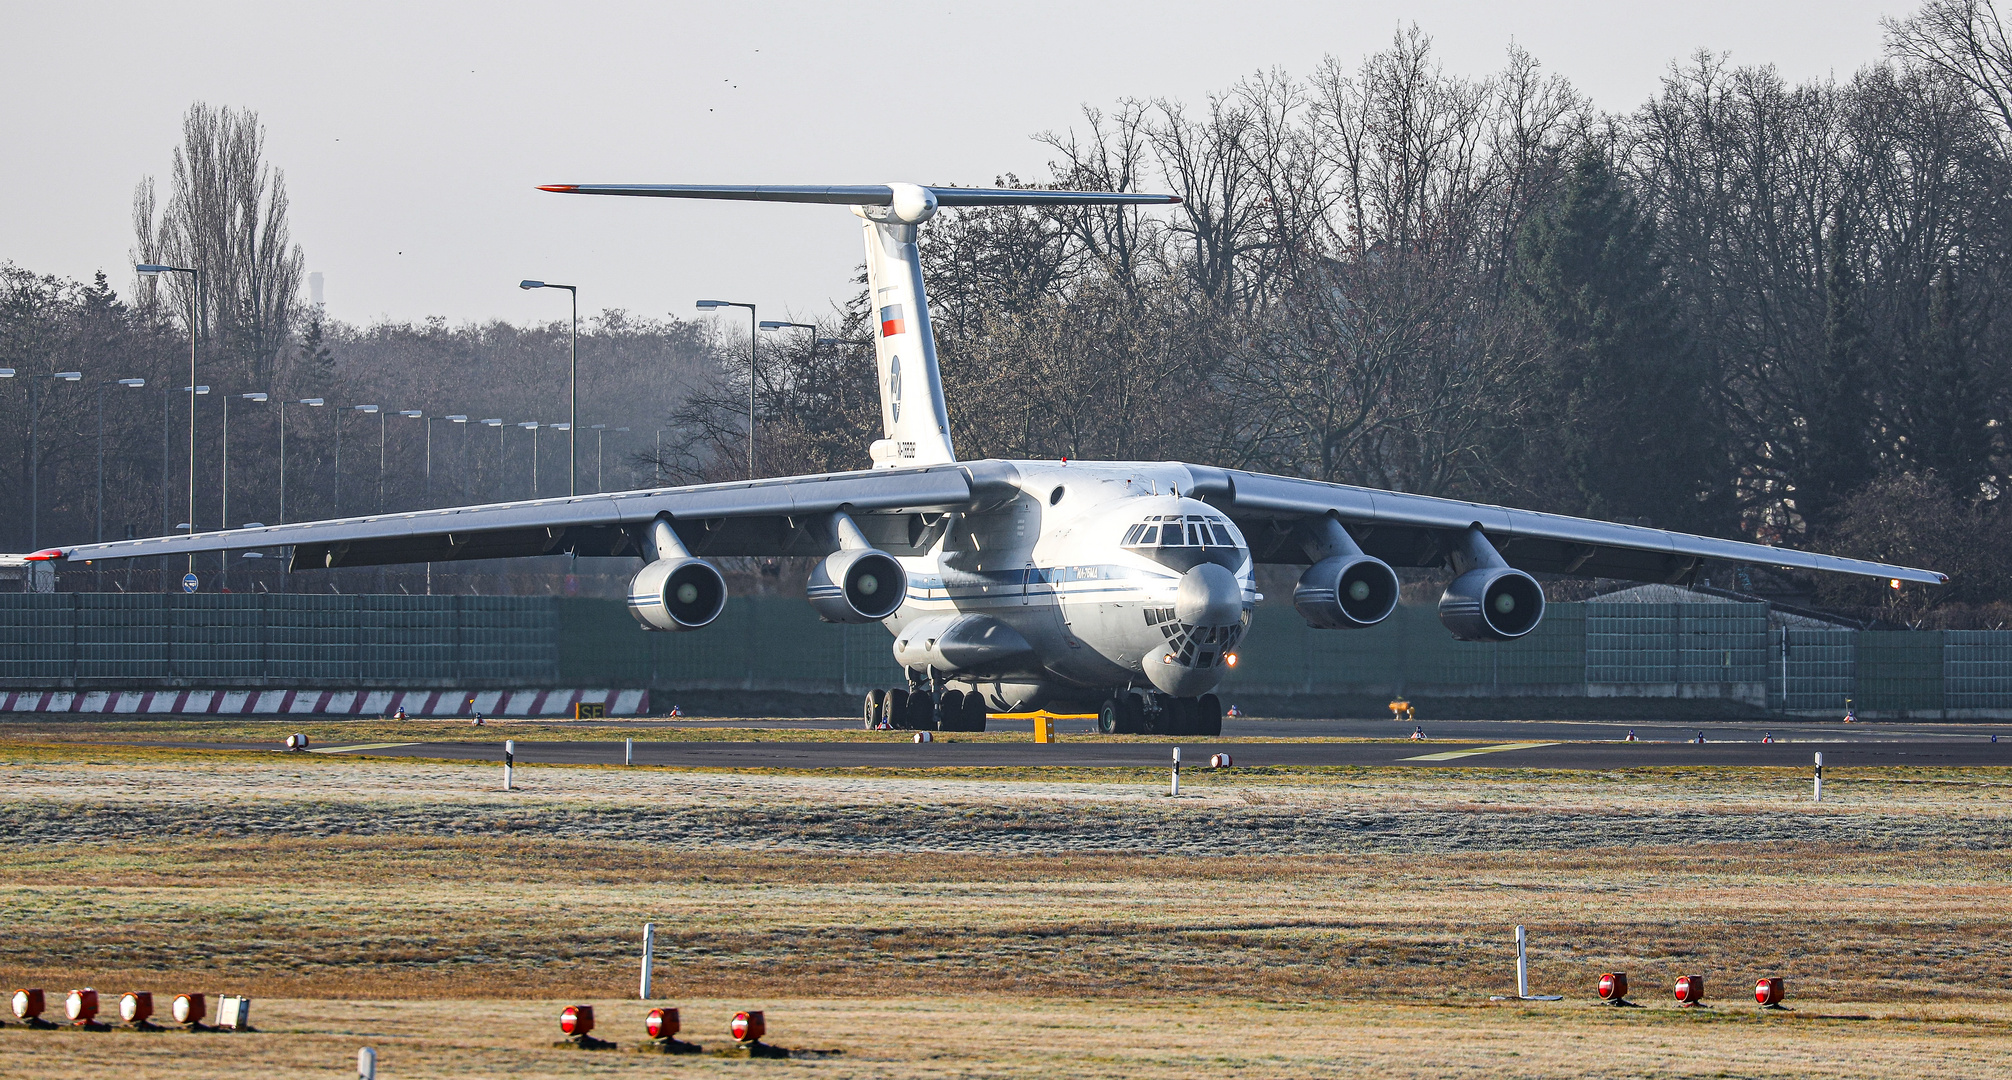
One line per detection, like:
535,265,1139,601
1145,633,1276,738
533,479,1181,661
1903,264,1993,494
1516,148,1724,531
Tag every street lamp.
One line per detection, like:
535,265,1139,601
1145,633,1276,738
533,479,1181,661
95,377,146,556
161,385,209,538
26,370,83,550
521,280,581,495
277,398,324,524
698,299,758,479
136,263,200,570
221,393,269,530
519,421,541,497
351,404,383,514
589,424,629,493
483,419,506,501
444,414,470,502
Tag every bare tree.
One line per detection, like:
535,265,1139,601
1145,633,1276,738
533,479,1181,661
132,103,306,385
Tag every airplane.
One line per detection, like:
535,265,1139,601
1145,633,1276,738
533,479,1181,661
25,182,1944,736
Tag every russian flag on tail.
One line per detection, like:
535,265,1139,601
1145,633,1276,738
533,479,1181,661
879,304,905,337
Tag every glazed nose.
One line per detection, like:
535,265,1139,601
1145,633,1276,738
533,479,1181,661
1175,562,1242,626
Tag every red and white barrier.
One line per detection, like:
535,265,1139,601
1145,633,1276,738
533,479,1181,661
0,688,649,716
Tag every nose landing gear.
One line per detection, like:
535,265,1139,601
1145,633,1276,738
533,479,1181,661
1096,691,1222,736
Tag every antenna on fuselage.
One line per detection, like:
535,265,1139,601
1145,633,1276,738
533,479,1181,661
538,183,1180,469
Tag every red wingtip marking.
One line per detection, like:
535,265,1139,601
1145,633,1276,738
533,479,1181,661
25,548,65,561
1167,195,1184,204
538,184,579,193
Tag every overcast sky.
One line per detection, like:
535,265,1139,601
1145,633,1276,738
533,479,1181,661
4,0,1909,330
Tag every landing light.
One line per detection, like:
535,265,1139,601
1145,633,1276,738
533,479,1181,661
1890,579,1903,589
1225,653,1238,667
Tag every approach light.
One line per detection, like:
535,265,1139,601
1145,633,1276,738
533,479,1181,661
560,1004,594,1036
171,992,206,1026
1756,977,1786,1007
731,1010,765,1042
119,991,154,1026
11,988,45,1021
1675,974,1704,1005
64,988,98,1024
646,1007,679,1039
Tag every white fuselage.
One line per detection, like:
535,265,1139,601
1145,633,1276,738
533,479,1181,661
883,461,1257,712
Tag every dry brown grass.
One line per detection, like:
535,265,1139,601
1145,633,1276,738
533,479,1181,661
0,743,2006,1076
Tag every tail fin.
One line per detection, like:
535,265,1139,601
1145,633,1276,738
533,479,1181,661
539,182,1180,468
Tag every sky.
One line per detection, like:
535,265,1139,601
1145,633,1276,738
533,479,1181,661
3,0,1913,330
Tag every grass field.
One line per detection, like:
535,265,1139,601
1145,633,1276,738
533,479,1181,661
0,729,2006,1077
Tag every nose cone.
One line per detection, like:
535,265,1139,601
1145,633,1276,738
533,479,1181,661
1175,563,1242,627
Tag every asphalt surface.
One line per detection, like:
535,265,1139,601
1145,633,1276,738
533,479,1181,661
132,715,2012,769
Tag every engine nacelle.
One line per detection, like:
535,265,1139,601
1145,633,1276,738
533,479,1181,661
627,557,728,631
808,547,907,623
1294,554,1400,629
1438,567,1545,641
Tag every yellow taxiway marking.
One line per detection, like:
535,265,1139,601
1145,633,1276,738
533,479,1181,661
308,742,422,754
1402,741,1559,762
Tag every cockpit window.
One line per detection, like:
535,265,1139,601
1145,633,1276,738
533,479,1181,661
1121,514,1244,570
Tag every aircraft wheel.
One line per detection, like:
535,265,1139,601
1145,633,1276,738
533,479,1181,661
887,688,911,730
1097,698,1121,735
963,693,988,732
1165,697,1196,737
1198,693,1224,737
937,690,965,732
864,688,886,730
906,690,935,731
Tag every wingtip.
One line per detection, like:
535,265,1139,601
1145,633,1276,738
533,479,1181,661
538,184,579,193
25,548,65,561
1166,195,1184,205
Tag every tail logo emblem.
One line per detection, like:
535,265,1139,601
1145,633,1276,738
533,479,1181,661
879,304,906,337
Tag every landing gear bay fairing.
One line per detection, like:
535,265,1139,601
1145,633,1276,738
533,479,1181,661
29,183,1943,734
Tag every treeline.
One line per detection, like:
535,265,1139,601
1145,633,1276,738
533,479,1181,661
676,2,2012,624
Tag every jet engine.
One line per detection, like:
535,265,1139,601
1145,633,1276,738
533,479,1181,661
627,557,728,631
808,548,907,623
1437,525,1544,641
1293,515,1400,629
1294,555,1400,629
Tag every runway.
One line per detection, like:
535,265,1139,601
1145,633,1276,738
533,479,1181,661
138,714,2012,770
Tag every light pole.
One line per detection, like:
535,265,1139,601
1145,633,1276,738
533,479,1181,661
483,419,506,500
419,414,468,505
27,370,83,550
698,299,758,478
521,280,580,495
221,393,269,530
136,263,200,571
161,385,209,539
589,424,629,492
519,422,541,497
345,404,381,514
94,377,146,556
278,398,324,524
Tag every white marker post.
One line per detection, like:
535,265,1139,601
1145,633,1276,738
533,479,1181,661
1516,924,1528,998
1171,746,1181,797
1814,751,1823,803
640,922,655,999
504,739,515,791
358,1046,377,1080
626,737,634,766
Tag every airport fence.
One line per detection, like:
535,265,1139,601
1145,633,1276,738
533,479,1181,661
4,595,2012,715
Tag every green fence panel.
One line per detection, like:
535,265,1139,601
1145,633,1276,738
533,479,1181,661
1778,629,1856,712
1944,631,2012,710
1855,631,1944,714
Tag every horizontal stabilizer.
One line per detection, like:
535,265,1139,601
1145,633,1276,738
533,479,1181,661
538,183,1180,207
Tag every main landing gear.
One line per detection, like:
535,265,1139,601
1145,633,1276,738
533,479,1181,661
1097,690,1223,736
863,686,989,732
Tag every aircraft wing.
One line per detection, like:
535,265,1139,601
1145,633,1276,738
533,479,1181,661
29,464,992,570
1202,467,1945,586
